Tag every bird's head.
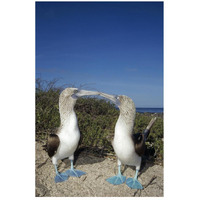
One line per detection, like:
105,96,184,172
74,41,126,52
99,92,134,109
99,92,136,124
59,88,100,119
60,87,100,104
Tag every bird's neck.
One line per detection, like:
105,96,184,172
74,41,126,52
119,107,135,126
115,113,134,136
59,96,77,126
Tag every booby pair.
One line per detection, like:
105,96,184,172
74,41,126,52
46,88,99,183
99,92,156,189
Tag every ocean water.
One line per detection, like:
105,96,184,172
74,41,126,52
136,108,163,113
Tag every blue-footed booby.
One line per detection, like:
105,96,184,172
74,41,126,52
46,88,99,183
99,92,156,189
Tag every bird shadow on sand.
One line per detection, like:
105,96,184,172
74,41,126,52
61,147,106,168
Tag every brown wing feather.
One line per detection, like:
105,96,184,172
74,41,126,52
132,133,145,156
47,134,60,157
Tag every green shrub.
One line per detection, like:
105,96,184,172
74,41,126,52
75,97,118,154
35,78,62,139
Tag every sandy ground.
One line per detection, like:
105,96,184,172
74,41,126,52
35,141,163,197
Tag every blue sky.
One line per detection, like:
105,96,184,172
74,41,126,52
36,2,163,108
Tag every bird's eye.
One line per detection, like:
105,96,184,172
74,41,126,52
74,89,78,94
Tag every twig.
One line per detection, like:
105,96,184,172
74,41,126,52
95,175,103,180
82,176,87,181
144,175,157,189
133,189,141,197
37,158,49,169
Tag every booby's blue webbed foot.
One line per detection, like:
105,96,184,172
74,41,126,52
126,169,143,189
106,165,126,185
54,165,69,183
55,172,69,183
65,169,86,177
65,160,86,177
126,177,143,189
106,174,126,185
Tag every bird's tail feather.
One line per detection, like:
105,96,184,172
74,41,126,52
143,117,157,140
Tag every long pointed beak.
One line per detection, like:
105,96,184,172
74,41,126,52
74,89,100,98
100,92,120,106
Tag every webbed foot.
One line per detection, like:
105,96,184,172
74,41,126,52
106,174,126,185
65,169,86,177
54,172,69,183
126,177,143,189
